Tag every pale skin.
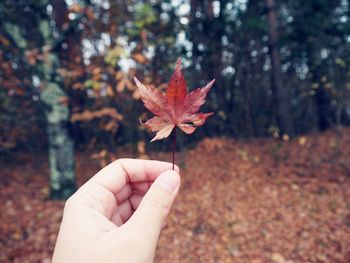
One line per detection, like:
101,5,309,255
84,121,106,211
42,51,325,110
52,159,180,263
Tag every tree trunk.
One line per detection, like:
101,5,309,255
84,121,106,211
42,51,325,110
3,1,76,199
41,80,76,199
266,0,293,136
39,1,76,199
314,77,334,130
189,0,201,82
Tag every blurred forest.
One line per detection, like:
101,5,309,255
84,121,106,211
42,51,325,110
1,1,350,262
2,0,350,198
1,0,350,149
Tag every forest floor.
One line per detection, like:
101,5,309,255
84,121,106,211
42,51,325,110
1,128,350,263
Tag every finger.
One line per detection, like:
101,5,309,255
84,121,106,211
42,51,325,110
115,185,132,204
110,193,144,226
88,159,179,195
117,200,133,223
128,170,180,243
129,193,143,210
131,181,153,194
110,212,123,226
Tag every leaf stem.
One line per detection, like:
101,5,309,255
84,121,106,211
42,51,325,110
172,127,177,170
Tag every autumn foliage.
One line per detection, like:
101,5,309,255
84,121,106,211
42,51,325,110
135,58,215,142
1,128,350,262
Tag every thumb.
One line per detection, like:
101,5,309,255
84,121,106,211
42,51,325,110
129,169,180,241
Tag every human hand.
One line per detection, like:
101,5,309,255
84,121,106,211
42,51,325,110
52,159,180,263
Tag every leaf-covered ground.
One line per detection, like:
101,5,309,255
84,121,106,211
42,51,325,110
1,128,350,263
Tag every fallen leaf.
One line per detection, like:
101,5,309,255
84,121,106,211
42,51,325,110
134,58,215,142
271,253,285,263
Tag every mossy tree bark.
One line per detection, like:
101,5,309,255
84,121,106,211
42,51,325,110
2,1,76,199
38,4,76,199
41,77,76,199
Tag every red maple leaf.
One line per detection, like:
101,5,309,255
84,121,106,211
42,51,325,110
134,58,215,142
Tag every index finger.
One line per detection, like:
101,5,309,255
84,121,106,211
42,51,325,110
87,158,179,194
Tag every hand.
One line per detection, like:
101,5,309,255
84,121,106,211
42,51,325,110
52,159,180,263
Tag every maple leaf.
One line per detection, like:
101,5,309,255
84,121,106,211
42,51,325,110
134,58,215,142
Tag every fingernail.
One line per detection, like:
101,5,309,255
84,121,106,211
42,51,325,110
158,170,180,193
